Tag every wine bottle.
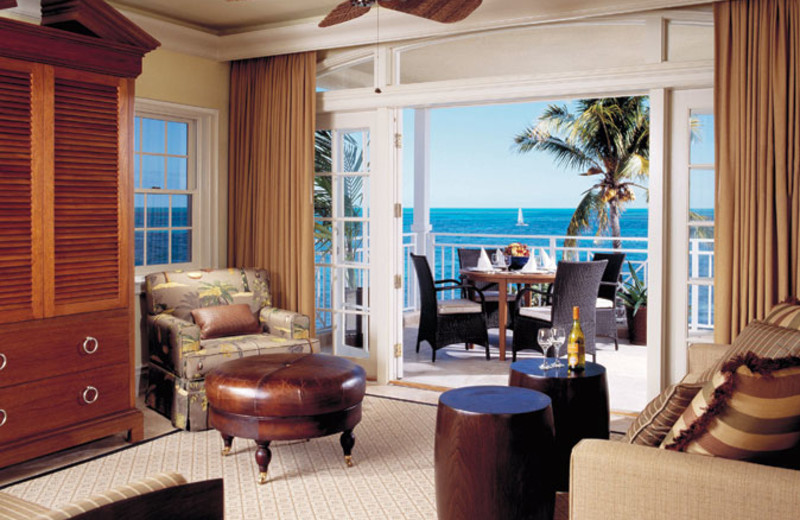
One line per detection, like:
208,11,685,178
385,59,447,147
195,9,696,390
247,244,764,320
567,306,586,373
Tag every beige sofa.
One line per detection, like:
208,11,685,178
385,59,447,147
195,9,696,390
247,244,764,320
569,341,800,519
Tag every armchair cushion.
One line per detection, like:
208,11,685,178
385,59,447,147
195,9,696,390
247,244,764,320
437,299,482,314
145,268,272,321
623,381,705,446
663,352,800,466
191,304,260,339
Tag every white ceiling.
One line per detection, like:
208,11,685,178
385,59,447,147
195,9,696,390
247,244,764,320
111,0,338,33
108,0,710,35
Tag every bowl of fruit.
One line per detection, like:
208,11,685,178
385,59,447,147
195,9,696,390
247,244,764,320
504,243,531,270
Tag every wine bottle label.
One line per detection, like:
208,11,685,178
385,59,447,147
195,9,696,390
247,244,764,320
567,341,579,368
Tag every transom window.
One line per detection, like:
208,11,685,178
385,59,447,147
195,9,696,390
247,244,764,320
133,116,196,268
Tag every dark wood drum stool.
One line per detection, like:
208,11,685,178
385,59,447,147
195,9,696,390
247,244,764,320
435,386,556,520
509,361,609,491
205,353,366,484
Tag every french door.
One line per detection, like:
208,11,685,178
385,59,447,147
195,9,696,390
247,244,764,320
667,88,715,383
315,113,374,360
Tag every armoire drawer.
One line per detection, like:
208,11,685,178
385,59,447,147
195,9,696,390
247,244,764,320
0,363,129,445
0,313,128,388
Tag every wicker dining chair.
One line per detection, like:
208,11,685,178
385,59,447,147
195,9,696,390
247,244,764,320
511,260,607,362
410,253,491,362
593,252,626,350
456,248,516,329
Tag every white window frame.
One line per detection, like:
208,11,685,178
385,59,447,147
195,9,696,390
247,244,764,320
134,99,219,280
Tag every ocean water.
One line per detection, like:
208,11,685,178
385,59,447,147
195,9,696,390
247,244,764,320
403,207,652,268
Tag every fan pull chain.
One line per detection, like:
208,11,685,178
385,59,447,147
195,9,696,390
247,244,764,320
374,5,382,94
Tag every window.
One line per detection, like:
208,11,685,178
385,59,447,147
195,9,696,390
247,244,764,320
134,100,220,278
134,116,195,267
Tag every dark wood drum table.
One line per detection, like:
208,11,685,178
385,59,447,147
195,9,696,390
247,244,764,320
509,361,609,491
435,386,556,520
205,353,366,484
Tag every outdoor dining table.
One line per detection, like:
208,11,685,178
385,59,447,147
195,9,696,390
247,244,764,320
460,268,556,361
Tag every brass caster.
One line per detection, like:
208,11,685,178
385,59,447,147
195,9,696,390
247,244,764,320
344,455,354,467
258,472,268,485
221,447,231,456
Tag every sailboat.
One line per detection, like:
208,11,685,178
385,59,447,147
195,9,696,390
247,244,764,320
516,208,528,226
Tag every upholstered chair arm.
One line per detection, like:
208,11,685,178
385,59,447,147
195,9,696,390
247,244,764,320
687,342,732,375
148,314,201,359
570,439,800,520
40,472,224,520
259,307,312,340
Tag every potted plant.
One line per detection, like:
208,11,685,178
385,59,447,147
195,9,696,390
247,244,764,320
618,261,647,345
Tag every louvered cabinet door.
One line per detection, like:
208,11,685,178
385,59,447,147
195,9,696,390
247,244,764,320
48,68,131,316
0,58,44,323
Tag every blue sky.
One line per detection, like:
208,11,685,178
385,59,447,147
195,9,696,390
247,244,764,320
401,100,715,210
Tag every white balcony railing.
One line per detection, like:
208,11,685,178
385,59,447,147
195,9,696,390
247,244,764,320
321,231,715,333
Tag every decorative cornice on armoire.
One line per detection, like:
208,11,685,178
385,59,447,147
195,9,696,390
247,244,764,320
0,0,159,77
41,0,159,51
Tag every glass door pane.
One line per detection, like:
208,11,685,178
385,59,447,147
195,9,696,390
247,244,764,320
314,121,372,359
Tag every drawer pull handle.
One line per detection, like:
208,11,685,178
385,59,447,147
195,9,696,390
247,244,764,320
0,409,6,428
82,386,99,404
82,337,99,355
0,353,6,371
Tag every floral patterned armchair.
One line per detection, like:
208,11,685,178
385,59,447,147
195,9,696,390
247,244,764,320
144,268,319,431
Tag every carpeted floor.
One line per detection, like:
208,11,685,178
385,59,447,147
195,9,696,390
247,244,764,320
2,395,439,520
1,393,631,520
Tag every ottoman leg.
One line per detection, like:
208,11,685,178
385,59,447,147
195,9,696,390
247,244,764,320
221,434,234,456
255,441,272,484
340,429,355,467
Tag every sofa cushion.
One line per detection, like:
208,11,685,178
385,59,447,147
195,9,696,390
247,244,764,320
764,302,800,331
623,381,705,446
662,352,800,466
0,491,50,518
191,303,261,339
179,334,314,379
145,268,272,321
699,321,800,382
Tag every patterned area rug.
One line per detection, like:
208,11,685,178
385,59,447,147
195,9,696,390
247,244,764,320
3,396,438,520
2,394,632,519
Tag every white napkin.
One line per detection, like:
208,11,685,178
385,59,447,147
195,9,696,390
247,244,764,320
540,248,557,270
477,248,493,270
493,248,505,267
519,254,537,273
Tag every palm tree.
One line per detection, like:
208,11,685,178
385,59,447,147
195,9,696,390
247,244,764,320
314,130,365,289
513,97,649,250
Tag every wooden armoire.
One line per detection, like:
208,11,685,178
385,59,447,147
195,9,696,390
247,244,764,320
0,0,158,467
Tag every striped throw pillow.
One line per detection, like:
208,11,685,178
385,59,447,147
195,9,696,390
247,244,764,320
699,321,800,382
623,381,705,446
661,352,800,463
764,302,800,331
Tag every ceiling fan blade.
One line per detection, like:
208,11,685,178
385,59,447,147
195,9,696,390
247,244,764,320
378,0,482,24
319,1,372,28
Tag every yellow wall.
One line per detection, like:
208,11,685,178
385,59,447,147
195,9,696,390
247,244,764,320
134,48,230,381
137,49,230,263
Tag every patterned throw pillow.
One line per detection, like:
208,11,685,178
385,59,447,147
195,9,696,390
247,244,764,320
764,302,800,331
661,352,800,464
623,381,705,446
699,321,800,381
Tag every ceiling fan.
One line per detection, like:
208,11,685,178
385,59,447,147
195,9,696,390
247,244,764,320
319,0,482,28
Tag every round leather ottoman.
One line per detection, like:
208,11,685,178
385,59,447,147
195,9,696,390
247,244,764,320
205,353,366,484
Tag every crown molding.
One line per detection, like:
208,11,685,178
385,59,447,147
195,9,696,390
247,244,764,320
115,6,219,60
108,0,711,62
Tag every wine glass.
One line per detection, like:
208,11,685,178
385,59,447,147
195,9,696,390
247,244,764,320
550,326,566,368
537,328,553,369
